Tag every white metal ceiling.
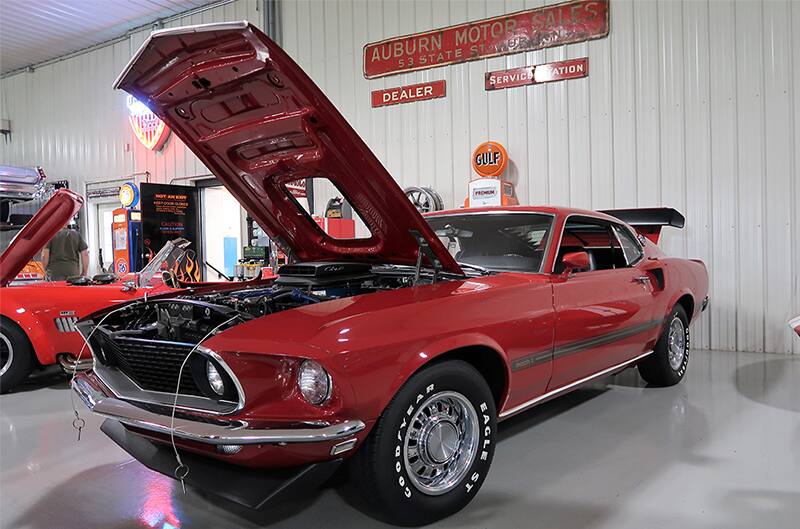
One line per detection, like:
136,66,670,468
0,0,220,75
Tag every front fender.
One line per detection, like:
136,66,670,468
384,332,510,413
0,307,57,365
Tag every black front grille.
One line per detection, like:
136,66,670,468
95,334,203,397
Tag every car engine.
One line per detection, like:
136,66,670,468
92,262,417,344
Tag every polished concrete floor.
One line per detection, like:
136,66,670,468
1,349,798,529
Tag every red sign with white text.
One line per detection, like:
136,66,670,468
485,66,535,91
534,57,588,83
363,0,608,79
371,80,446,108
486,58,588,91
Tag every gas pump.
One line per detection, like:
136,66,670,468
464,141,519,207
111,183,143,276
111,208,143,276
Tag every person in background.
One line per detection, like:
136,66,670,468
41,223,89,280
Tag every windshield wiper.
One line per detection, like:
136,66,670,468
457,262,492,275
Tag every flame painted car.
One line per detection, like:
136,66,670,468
0,190,206,392
72,23,709,525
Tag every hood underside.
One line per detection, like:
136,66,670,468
0,189,84,287
113,21,460,274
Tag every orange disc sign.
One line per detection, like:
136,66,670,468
472,141,508,177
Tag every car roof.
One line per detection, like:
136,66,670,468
424,205,623,224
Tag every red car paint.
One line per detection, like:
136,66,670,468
790,315,800,338
113,23,460,275
79,22,709,488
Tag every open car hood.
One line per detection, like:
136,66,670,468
114,22,461,274
0,189,84,287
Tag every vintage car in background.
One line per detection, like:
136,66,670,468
71,23,709,526
1,165,49,281
0,189,211,392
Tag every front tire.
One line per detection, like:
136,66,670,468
638,305,690,386
0,320,34,393
352,360,497,526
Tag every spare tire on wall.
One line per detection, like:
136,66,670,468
404,186,444,214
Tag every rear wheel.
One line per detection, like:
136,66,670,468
0,320,34,393
351,360,496,526
638,304,690,386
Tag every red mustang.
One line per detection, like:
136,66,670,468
73,23,709,525
0,189,200,392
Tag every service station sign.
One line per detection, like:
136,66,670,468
486,58,589,90
363,0,608,79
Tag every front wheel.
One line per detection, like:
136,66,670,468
0,320,34,393
351,360,497,526
638,304,690,386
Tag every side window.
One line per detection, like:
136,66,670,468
555,217,617,273
612,225,644,266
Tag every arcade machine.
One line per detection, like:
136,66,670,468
111,208,143,276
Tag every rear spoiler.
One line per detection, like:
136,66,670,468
600,207,685,244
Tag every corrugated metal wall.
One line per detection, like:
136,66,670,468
0,0,261,189
279,0,800,354
0,0,797,354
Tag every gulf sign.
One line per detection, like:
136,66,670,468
472,141,508,177
486,58,588,90
363,0,608,79
371,80,446,108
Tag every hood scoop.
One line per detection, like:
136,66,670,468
276,262,374,287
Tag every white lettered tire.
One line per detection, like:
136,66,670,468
351,360,497,526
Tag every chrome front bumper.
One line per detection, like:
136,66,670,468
72,373,366,445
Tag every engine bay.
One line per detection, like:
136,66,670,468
93,262,422,343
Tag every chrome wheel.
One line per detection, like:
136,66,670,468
0,333,13,377
403,391,479,496
667,317,686,370
404,186,443,214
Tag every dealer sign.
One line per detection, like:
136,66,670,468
363,0,608,79
371,80,446,108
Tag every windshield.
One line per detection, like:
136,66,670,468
138,238,191,286
426,213,554,273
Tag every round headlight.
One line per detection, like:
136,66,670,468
297,360,331,405
206,361,225,396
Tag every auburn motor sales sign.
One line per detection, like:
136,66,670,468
363,0,608,79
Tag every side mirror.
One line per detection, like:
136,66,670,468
560,251,590,278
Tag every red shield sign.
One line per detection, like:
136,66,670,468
126,95,170,151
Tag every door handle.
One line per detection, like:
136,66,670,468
633,275,650,284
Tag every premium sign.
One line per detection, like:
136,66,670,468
468,179,502,207
371,80,446,107
486,58,588,90
363,0,608,79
